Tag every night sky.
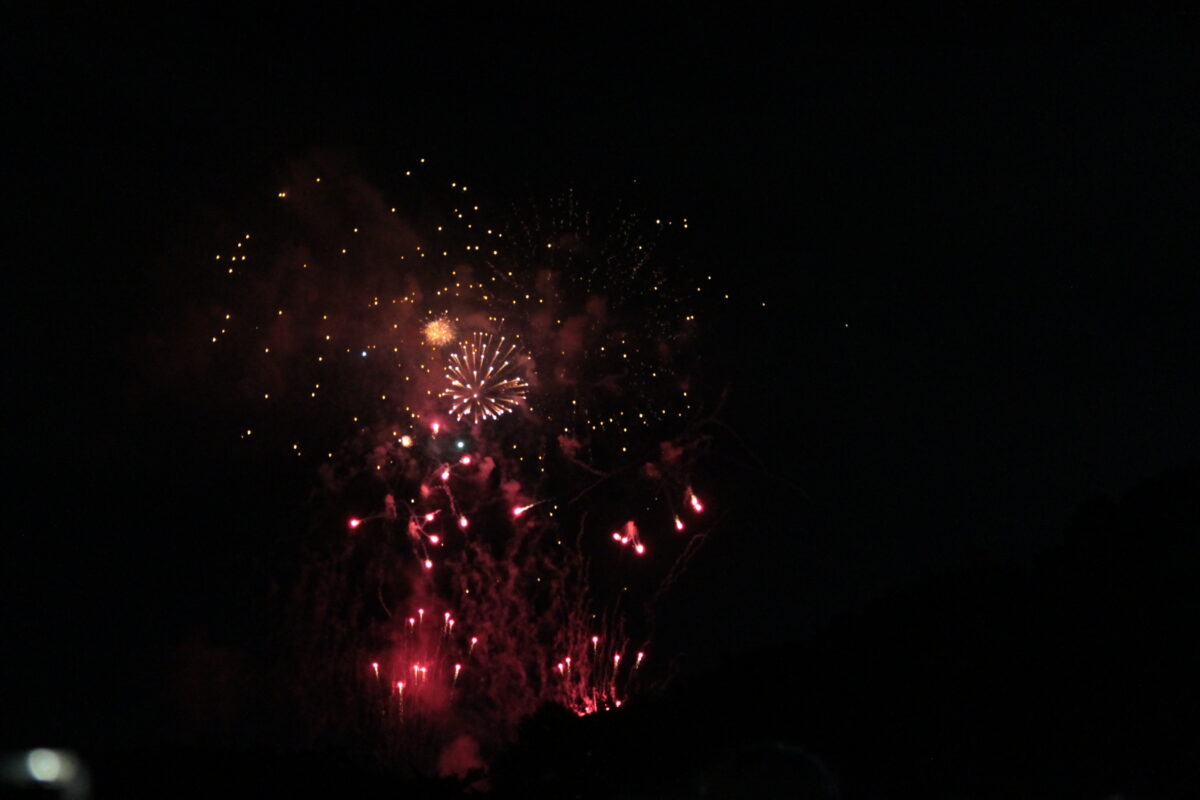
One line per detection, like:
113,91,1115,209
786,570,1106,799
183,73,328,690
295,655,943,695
6,9,1199,797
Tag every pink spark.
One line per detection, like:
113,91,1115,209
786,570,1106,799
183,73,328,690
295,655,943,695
423,558,433,569
513,504,534,517
424,512,437,522
431,422,441,436
441,468,450,481
634,543,646,555
460,455,472,465
458,516,469,529
688,489,704,513
674,515,685,531
348,518,361,529
428,534,440,544
371,662,379,677
612,531,622,541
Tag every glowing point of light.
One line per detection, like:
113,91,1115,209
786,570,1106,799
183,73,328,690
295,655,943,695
674,515,685,531
26,749,66,783
431,422,441,436
397,681,405,693
400,435,413,447
348,518,362,529
418,608,425,621
458,516,469,529
460,455,472,465
456,440,465,449
425,512,436,522
513,504,534,517
454,663,462,681
441,469,450,481
612,531,622,541
371,661,379,676
428,534,440,544
614,653,622,665
423,559,433,569
636,651,645,667
634,543,646,555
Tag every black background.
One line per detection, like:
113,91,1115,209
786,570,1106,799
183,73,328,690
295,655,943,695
5,8,1199,798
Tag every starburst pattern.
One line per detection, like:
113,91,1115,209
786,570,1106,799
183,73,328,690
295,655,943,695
442,332,529,422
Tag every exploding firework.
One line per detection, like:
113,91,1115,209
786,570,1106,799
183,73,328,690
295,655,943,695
196,155,730,772
442,332,529,423
423,316,456,347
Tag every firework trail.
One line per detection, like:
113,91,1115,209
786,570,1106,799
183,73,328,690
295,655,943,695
198,153,722,772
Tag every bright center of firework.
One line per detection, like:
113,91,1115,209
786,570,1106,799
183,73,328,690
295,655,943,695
442,332,529,423
423,317,456,347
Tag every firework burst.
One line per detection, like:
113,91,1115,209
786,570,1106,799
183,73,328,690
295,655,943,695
423,316,456,347
442,332,529,423
194,157,731,772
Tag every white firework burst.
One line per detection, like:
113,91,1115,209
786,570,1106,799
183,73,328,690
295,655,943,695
442,332,529,423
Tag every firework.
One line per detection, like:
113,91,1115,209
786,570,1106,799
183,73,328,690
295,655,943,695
423,316,456,347
198,158,727,770
442,332,529,423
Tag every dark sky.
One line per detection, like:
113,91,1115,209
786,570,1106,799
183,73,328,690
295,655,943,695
5,9,1199,748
